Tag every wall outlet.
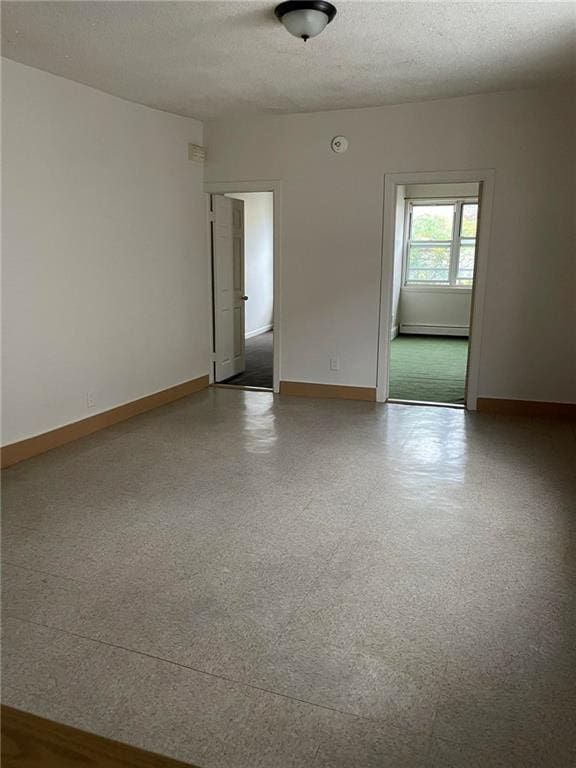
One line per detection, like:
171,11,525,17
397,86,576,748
329,357,340,371
86,390,96,409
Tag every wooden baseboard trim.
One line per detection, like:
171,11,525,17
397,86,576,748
1,375,209,468
1,705,200,767
279,381,376,401
476,397,576,419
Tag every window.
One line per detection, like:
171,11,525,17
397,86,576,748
405,200,478,287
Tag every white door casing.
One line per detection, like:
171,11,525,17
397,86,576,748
212,195,246,381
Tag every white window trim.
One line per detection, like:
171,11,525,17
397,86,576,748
403,285,473,294
403,198,478,289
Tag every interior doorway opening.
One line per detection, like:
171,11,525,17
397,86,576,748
209,191,275,391
378,170,495,410
389,182,479,407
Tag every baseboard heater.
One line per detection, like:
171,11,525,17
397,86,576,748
399,324,469,337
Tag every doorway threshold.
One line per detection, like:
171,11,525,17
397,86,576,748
387,398,465,410
212,383,273,393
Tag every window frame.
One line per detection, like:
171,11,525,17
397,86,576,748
402,197,478,291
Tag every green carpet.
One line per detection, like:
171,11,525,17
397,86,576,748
389,335,469,403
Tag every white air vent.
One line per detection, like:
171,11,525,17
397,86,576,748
188,143,206,163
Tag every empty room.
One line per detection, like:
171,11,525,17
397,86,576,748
1,3,575,768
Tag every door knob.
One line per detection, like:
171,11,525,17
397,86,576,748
241,295,248,301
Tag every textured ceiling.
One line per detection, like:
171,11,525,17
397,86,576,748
2,1,575,119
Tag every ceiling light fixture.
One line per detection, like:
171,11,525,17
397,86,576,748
275,1,337,42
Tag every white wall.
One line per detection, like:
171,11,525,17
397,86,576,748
404,183,479,199
399,290,472,333
225,192,273,337
205,87,576,402
2,59,209,444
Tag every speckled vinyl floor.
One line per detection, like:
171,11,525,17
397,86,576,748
2,388,576,767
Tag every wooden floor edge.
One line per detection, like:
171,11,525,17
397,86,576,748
1,375,210,468
279,380,376,401
0,705,201,767
476,397,576,419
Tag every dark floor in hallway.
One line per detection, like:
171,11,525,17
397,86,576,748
225,330,273,388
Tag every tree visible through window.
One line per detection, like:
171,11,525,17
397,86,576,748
405,200,478,287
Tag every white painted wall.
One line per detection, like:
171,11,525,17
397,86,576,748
399,290,472,333
225,192,273,337
404,183,479,199
206,87,576,402
2,59,209,444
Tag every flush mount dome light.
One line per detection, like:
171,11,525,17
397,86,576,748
275,1,337,41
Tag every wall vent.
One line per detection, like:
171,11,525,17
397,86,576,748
188,143,206,163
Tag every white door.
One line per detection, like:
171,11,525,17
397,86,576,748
212,195,246,381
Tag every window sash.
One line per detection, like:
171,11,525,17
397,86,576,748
404,200,477,287
406,245,452,284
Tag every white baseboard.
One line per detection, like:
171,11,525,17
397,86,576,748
245,324,273,340
390,325,399,340
399,324,469,337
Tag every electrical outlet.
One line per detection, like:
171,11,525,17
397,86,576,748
86,390,96,409
329,357,340,371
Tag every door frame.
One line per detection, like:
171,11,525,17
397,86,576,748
376,169,496,409
205,181,282,393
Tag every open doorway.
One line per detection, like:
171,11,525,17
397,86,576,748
208,190,275,390
377,170,495,409
389,183,479,406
